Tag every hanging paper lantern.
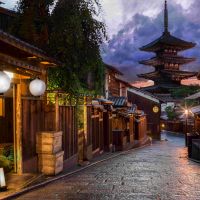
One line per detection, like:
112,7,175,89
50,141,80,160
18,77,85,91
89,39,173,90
29,78,46,96
0,168,7,191
0,71,11,93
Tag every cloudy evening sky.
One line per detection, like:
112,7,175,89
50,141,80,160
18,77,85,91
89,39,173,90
3,0,200,82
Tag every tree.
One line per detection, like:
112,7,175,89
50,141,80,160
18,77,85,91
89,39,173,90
11,0,54,49
170,85,200,99
48,0,107,94
165,106,177,121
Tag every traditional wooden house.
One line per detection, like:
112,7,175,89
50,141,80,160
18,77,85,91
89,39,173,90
0,29,80,176
105,64,151,147
127,87,162,140
76,97,114,162
104,64,124,98
109,96,135,150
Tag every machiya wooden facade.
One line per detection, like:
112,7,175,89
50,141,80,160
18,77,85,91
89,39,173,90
138,0,197,95
127,87,162,140
104,64,127,98
105,64,151,147
0,29,65,174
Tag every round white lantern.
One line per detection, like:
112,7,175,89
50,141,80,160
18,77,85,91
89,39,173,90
0,71,11,93
29,78,46,96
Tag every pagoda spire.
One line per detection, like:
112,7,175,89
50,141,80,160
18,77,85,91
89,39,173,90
164,0,169,34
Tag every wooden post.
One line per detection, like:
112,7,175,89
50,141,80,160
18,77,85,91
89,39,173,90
55,92,59,131
83,96,87,144
13,84,17,173
15,83,23,174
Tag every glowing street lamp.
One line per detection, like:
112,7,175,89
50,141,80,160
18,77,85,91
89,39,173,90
0,168,7,192
29,78,46,97
185,109,189,116
0,71,11,93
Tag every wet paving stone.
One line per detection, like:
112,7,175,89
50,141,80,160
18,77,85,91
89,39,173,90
14,133,200,200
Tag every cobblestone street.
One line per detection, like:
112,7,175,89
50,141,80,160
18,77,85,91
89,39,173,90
14,133,200,200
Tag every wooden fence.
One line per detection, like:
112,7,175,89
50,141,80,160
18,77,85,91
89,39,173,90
21,94,78,172
82,104,113,159
22,98,45,172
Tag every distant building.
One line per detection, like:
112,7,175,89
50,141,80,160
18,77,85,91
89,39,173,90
104,64,163,139
138,0,197,97
104,64,125,98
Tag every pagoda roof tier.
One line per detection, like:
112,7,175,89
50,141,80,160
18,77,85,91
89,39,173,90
140,32,196,52
138,71,160,80
138,70,197,81
139,56,196,66
142,84,180,92
142,83,184,93
161,70,197,80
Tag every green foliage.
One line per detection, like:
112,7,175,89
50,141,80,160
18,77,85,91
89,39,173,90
0,146,14,173
170,85,200,99
11,0,107,95
77,105,84,130
48,0,107,94
165,106,177,121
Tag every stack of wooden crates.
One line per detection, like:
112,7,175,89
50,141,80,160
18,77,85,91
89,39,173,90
36,131,64,175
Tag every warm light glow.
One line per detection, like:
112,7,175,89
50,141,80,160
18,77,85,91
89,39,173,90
40,61,50,65
0,71,11,93
4,71,14,79
0,98,4,117
131,80,154,88
29,78,46,96
153,106,159,113
185,109,189,115
161,123,165,128
0,168,6,188
27,56,37,59
182,78,200,86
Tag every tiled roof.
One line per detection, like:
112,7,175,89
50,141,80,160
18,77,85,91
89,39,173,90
0,29,59,66
108,96,127,107
185,91,200,100
190,105,200,114
104,64,123,75
0,6,16,17
127,87,164,103
128,104,137,114
140,32,196,52
140,56,196,66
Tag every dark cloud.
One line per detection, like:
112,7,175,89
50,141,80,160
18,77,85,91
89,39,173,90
102,1,200,82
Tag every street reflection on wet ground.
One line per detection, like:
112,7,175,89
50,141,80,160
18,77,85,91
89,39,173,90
15,132,200,200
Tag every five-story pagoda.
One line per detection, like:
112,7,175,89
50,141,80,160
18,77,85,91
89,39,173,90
138,0,197,95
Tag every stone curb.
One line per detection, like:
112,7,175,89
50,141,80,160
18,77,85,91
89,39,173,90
2,139,151,200
189,158,200,164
